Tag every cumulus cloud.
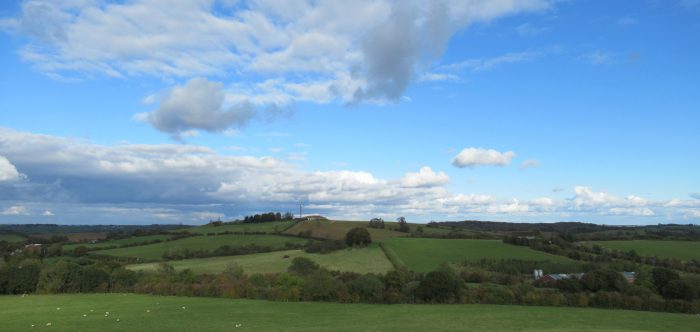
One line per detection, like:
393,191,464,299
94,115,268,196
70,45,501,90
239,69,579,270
2,205,28,215
452,148,515,168
1,128,696,224
0,155,23,182
136,78,255,137
2,0,556,105
400,166,449,188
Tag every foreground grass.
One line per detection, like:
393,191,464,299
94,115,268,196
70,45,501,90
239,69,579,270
127,244,393,274
177,221,296,235
62,234,173,251
284,220,407,241
382,238,575,272
587,240,700,261
92,234,308,261
1,294,697,331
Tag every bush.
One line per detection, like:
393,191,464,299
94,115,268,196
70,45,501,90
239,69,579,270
304,240,347,254
348,274,384,302
417,269,462,303
288,257,319,275
345,227,372,247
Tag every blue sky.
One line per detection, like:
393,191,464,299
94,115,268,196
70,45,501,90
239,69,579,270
0,0,699,225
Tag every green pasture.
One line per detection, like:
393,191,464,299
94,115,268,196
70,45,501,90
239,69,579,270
92,234,308,261
586,240,700,261
127,244,393,275
382,238,575,272
177,221,296,235
0,294,697,331
62,235,172,251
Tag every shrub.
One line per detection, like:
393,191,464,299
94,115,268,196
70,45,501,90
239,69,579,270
345,227,372,247
288,257,320,275
417,269,462,303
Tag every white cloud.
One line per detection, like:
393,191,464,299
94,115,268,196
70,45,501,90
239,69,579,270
440,50,544,72
3,0,556,106
452,148,515,168
137,78,255,137
577,50,615,65
2,205,28,215
1,128,696,223
0,155,23,182
519,159,540,169
400,166,449,188
42,210,54,216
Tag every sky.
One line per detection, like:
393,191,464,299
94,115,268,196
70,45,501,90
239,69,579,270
0,0,699,225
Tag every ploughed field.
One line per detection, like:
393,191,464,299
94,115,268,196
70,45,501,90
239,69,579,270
585,240,700,261
1,294,697,331
382,238,576,272
127,244,393,275
91,234,308,261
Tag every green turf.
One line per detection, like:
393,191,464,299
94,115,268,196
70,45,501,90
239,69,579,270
382,238,575,272
92,234,308,261
284,220,407,241
178,221,296,235
586,240,700,261
0,294,697,331
127,244,393,275
0,233,26,242
62,235,172,251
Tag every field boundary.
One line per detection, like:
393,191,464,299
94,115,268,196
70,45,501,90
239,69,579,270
379,242,405,270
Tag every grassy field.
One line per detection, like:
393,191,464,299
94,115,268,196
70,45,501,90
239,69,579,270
0,233,26,242
127,244,393,274
92,234,308,261
62,235,173,251
586,240,700,261
382,238,575,272
284,220,407,241
1,294,697,331
177,221,296,235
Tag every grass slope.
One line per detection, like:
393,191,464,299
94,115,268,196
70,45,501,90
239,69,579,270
1,294,697,331
178,221,296,235
383,238,575,272
284,220,406,241
127,244,393,275
62,235,172,251
0,234,26,242
587,240,700,261
92,234,308,261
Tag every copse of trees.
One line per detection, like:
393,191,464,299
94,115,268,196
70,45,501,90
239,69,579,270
345,228,372,247
368,218,385,229
396,217,410,233
242,212,294,224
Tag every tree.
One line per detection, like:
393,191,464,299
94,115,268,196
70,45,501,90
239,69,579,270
396,217,410,233
288,257,319,275
662,279,698,301
651,267,680,292
417,269,462,303
348,274,384,302
368,218,385,229
345,227,372,247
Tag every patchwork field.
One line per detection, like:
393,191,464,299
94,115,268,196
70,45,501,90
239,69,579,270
63,234,173,251
92,234,308,261
0,234,26,242
1,294,697,331
587,240,700,261
284,220,407,241
127,244,393,274
178,221,296,235
382,238,575,272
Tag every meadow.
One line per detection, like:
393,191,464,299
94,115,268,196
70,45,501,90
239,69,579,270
284,220,407,241
127,244,393,274
62,234,173,251
0,233,26,242
382,238,575,272
587,240,700,261
177,221,296,235
1,294,697,331
92,234,308,261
